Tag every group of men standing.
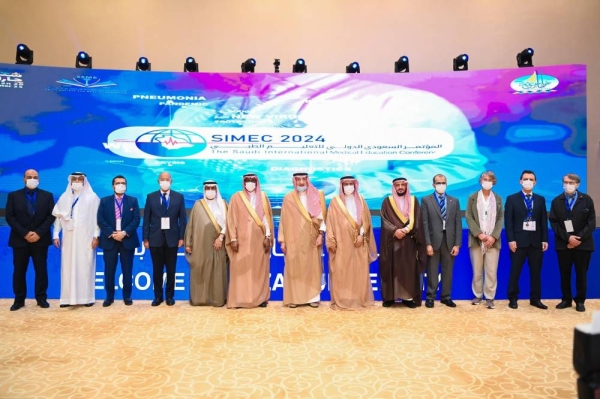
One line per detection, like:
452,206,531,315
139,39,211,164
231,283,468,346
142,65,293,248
4,169,596,312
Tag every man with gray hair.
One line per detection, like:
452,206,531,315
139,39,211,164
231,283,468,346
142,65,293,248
549,173,596,312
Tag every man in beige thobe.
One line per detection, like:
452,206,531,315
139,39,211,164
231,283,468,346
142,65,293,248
279,173,326,308
225,174,274,309
326,176,378,310
185,180,228,307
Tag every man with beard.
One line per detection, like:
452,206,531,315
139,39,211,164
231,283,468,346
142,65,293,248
225,174,274,309
379,178,427,308
279,173,326,308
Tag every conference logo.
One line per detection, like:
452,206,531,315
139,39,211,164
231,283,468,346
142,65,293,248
56,75,117,89
135,128,208,157
0,71,24,89
510,71,559,93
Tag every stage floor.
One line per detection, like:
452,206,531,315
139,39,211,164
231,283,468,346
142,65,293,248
1,299,595,398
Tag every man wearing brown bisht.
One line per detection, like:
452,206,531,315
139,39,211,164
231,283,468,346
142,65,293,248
379,178,427,308
184,180,228,307
225,174,274,309
279,173,327,308
325,176,378,310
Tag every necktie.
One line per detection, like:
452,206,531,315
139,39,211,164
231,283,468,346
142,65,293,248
566,195,575,210
26,191,35,215
161,193,168,215
439,195,446,220
526,194,532,200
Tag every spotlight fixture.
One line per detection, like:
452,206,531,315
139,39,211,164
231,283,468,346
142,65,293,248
183,57,198,72
241,58,256,73
273,58,281,73
346,61,360,73
136,56,151,71
517,48,534,68
75,51,92,69
453,53,469,71
394,56,409,73
15,44,33,65
293,58,307,73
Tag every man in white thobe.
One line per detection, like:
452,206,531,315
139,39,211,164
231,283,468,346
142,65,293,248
53,172,100,307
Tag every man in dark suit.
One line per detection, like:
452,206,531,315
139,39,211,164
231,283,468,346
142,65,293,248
422,174,462,308
143,172,187,307
5,169,56,311
97,175,140,307
549,173,596,312
505,170,549,310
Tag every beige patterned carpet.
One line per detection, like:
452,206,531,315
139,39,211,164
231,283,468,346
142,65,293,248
0,298,596,398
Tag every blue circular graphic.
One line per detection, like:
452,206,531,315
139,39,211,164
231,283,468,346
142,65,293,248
135,128,207,157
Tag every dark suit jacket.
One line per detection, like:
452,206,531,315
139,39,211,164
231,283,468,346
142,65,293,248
142,190,187,248
549,191,596,251
421,193,462,251
5,188,56,248
97,194,141,251
504,191,548,248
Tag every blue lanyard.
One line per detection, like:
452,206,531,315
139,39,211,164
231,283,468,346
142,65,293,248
114,196,124,218
564,192,577,218
521,192,534,219
71,197,79,217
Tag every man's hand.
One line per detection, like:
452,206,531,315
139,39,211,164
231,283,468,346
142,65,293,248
354,234,364,248
280,242,287,255
26,232,40,243
450,246,460,256
91,237,99,249
53,238,60,248
426,245,434,257
178,239,184,248
509,241,517,253
213,238,223,251
185,246,193,254
315,234,323,247
568,236,581,248
542,242,548,252
478,233,487,242
394,229,406,240
231,240,239,253
484,236,496,247
143,240,150,249
263,237,271,253
111,231,126,242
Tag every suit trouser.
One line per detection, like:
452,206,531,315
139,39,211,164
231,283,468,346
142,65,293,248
557,250,592,304
469,246,500,300
12,245,49,303
103,242,135,301
150,242,178,300
426,233,455,300
507,245,543,301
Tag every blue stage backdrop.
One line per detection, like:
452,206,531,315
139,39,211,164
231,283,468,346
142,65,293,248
0,63,592,301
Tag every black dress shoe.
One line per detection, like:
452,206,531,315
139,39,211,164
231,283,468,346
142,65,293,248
124,299,133,306
259,302,268,308
425,299,434,308
508,299,518,309
84,303,94,307
151,299,163,307
10,302,24,311
37,300,50,308
441,299,457,308
403,300,418,309
556,300,572,309
530,300,548,310
102,299,114,307
60,304,71,308
166,299,175,306
576,303,586,312
382,300,394,308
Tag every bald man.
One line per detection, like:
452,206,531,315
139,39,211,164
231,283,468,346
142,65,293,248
143,172,187,306
5,169,56,311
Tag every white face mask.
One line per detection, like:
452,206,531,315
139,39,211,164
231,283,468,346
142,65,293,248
296,185,307,193
26,178,39,189
434,183,446,194
521,181,534,190
71,182,84,192
343,185,355,195
563,184,577,194
159,181,171,191
481,181,493,191
245,182,256,192
205,190,216,200
115,183,126,194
